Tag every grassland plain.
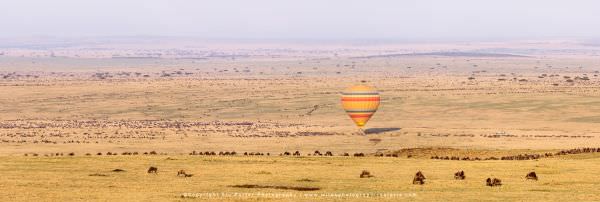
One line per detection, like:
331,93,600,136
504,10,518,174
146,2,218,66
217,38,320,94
2,74,600,155
1,154,599,201
2,47,600,201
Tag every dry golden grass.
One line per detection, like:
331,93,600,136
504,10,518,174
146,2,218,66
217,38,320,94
1,154,599,201
2,43,600,201
2,67,600,155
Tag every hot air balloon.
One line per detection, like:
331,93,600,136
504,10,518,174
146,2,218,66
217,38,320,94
341,84,380,129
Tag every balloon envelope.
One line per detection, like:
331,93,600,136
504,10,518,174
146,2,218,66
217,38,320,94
341,85,380,127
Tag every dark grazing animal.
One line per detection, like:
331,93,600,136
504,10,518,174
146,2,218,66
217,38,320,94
413,171,426,185
147,166,158,174
177,170,193,177
454,171,466,180
360,170,374,178
486,178,502,186
526,172,538,181
353,153,365,157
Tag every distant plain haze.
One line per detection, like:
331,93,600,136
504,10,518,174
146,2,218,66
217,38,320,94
1,0,599,41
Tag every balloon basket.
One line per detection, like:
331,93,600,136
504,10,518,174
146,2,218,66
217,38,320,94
358,128,366,135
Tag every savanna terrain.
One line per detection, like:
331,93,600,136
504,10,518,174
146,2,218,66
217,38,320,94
0,39,599,201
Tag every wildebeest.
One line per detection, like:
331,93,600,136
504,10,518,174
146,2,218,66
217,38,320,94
413,171,426,185
454,171,466,180
177,170,193,177
526,172,538,180
147,166,158,174
486,178,502,186
293,151,301,156
360,170,374,178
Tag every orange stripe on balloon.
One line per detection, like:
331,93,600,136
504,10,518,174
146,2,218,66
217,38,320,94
349,114,373,118
341,97,380,101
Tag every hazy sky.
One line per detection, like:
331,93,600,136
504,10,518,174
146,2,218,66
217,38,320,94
1,0,599,40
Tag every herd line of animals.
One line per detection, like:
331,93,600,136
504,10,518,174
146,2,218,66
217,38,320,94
23,147,600,161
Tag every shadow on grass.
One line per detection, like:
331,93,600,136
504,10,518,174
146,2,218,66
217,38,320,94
229,184,320,191
364,127,401,134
